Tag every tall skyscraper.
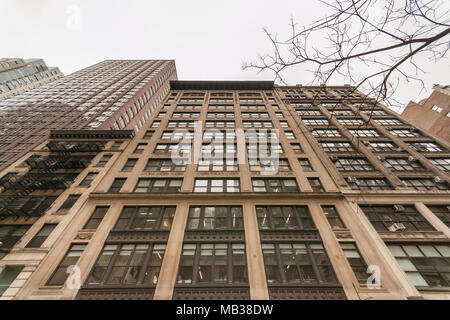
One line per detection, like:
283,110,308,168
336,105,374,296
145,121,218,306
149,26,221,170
0,58,63,100
402,84,450,143
0,60,177,172
0,80,449,300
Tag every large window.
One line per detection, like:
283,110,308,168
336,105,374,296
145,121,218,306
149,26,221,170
407,142,444,152
322,206,346,229
388,244,449,288
349,129,380,137
108,178,126,192
312,129,342,138
83,206,109,230
429,158,450,171
252,178,299,192
320,142,355,152
79,172,98,187
187,206,243,230
401,178,449,191
198,158,238,171
193,179,240,192
390,129,423,138
114,206,176,230
334,158,374,171
308,178,324,192
249,159,290,172
122,158,138,171
134,178,182,192
25,224,57,248
367,142,397,152
256,206,315,230
261,242,337,284
0,266,24,295
348,178,392,190
177,243,247,284
0,225,30,255
86,243,166,285
341,243,369,284
383,158,424,171
47,244,86,286
144,159,186,172
360,205,434,232
56,195,80,214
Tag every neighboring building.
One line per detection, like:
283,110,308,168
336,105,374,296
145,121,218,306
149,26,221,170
402,84,450,143
0,60,177,172
0,81,449,300
0,58,63,99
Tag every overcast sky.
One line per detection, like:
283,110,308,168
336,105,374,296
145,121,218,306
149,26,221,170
1,0,448,112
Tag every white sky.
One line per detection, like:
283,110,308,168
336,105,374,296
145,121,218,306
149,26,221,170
1,0,448,112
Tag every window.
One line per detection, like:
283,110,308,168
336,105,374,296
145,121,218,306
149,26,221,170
349,129,380,137
367,142,397,152
144,159,187,171
134,178,182,192
296,110,321,116
388,244,450,288
154,143,191,154
110,141,122,150
207,112,235,119
348,178,392,190
83,206,109,229
187,206,243,230
143,130,154,139
25,224,57,248
167,121,196,128
134,143,147,154
374,119,404,126
0,225,30,254
193,179,240,192
47,244,86,286
242,121,272,128
177,243,247,284
338,119,364,126
0,266,24,295
161,131,194,140
151,120,161,128
322,206,346,229
122,158,138,171
426,205,450,228
360,205,434,232
383,158,424,171
431,105,443,113
308,178,324,192
303,119,329,126
334,158,374,171
256,206,316,230
249,159,290,172
261,242,337,284
299,159,313,171
429,158,450,171
108,178,126,192
341,243,369,284
252,178,299,192
56,195,80,214
247,143,283,154
205,121,235,128
95,154,112,167
402,178,449,191
320,142,354,152
114,206,176,230
79,172,98,187
408,142,444,152
284,131,295,139
390,129,422,138
87,243,166,285
241,112,269,119
173,112,200,118
312,129,342,138
291,143,303,153
198,158,238,171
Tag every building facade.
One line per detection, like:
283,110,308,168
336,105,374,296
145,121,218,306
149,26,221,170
0,58,63,100
0,60,177,173
0,81,449,300
402,84,450,143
